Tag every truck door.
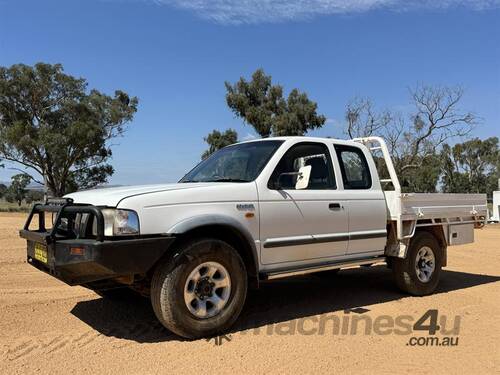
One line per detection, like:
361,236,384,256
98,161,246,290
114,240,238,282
258,141,349,265
333,144,387,255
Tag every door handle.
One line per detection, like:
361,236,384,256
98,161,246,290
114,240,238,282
329,203,342,211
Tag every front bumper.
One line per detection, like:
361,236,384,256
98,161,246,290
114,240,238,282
19,199,175,285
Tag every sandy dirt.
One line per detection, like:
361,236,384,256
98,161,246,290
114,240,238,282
0,212,499,374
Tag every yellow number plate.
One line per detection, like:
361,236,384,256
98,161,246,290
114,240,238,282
34,243,48,264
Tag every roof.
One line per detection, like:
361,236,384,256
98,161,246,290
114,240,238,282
237,135,358,146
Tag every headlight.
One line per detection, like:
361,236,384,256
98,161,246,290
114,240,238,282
101,209,140,236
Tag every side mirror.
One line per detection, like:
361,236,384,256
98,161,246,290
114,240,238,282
276,165,311,190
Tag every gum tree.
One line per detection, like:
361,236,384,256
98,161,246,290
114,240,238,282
202,129,238,160
0,63,138,197
5,174,30,206
344,85,477,192
225,68,326,137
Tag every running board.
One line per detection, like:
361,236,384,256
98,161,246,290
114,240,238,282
261,256,386,280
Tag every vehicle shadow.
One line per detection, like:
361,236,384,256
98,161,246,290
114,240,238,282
70,266,500,343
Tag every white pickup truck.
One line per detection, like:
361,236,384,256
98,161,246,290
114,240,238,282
20,136,487,338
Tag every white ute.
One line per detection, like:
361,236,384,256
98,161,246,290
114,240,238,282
20,136,487,338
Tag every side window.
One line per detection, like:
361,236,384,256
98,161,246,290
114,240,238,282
269,143,336,190
335,145,372,189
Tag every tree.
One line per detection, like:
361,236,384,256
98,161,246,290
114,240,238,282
0,183,7,199
225,68,326,137
402,155,441,193
25,189,45,204
344,85,477,192
441,137,499,196
0,63,138,197
345,98,393,139
202,129,238,160
5,174,30,206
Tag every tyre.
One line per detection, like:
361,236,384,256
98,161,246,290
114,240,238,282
392,231,443,296
151,238,247,339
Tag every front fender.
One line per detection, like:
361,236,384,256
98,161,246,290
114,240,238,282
167,214,259,277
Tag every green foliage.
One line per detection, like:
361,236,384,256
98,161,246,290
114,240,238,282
401,155,441,193
373,153,441,193
0,63,138,197
0,183,7,199
5,174,31,206
441,137,499,197
25,189,45,204
225,68,325,137
202,129,238,160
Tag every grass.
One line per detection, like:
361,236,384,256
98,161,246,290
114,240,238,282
0,199,32,212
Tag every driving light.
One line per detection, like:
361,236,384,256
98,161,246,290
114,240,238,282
101,209,140,236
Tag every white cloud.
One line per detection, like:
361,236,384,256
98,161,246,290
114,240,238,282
152,0,500,24
325,117,346,129
241,132,258,141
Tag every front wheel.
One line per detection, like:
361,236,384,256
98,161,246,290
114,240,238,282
392,231,443,296
151,238,247,339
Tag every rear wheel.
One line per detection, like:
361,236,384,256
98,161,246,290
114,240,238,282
151,238,247,339
392,231,443,296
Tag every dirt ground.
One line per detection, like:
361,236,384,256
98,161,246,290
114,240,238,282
0,212,499,374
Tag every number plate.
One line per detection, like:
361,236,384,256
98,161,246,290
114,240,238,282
34,243,48,264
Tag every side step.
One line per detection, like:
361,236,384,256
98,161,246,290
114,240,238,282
261,256,386,280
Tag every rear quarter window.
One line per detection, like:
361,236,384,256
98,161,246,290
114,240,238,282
334,145,372,189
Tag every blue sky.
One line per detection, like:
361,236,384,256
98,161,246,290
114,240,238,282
0,0,499,185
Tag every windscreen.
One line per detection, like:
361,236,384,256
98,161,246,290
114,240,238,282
180,140,284,183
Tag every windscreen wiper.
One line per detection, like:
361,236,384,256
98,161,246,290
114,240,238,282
206,178,250,183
